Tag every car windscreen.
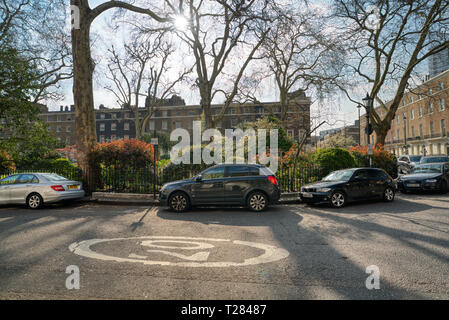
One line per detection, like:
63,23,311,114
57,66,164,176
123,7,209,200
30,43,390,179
322,170,355,182
421,157,449,163
411,164,443,173
409,156,422,162
40,173,70,181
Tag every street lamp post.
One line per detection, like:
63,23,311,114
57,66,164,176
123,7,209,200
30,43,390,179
357,104,362,145
403,115,408,155
362,93,374,167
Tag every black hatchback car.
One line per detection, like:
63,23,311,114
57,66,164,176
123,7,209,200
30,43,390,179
397,162,449,193
300,168,396,208
159,164,281,212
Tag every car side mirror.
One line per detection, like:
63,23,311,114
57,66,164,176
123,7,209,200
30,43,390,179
195,175,203,182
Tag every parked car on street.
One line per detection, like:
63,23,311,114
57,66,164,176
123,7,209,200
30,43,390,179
0,173,85,209
397,163,449,194
419,155,449,164
300,168,395,208
397,155,422,174
159,164,281,212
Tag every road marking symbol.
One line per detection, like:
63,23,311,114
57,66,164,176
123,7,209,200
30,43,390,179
69,236,289,268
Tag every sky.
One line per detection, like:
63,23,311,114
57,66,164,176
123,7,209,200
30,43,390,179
48,0,431,135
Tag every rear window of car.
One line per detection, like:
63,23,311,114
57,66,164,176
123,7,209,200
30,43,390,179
259,166,275,176
227,166,260,177
40,174,69,181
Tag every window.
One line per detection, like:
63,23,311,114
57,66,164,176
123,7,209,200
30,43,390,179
352,170,370,180
418,106,423,117
409,96,413,103
430,121,434,135
410,109,415,120
149,121,155,131
402,100,405,106
396,116,400,124
397,129,400,139
99,135,105,143
57,115,63,122
227,166,251,177
162,121,168,130
202,167,225,180
100,123,105,132
175,122,182,129
287,130,294,138
162,111,168,117
411,126,415,137
418,93,422,100
440,82,445,91
111,123,117,131
367,169,387,180
0,175,19,185
419,123,423,137
440,98,445,111
429,103,434,114
66,137,70,144
66,126,71,132
124,122,130,131
17,175,39,184
56,126,61,132
429,88,433,95
441,119,446,136
100,113,105,119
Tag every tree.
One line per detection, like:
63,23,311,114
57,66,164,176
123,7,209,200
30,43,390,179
69,0,170,180
261,5,344,124
333,0,449,144
172,0,271,129
105,31,191,140
320,132,357,149
0,0,73,103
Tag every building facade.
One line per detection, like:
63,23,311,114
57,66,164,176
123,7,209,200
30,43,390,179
360,69,449,156
38,93,311,146
317,120,360,149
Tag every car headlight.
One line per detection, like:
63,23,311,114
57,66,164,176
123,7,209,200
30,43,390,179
425,179,437,183
316,188,331,193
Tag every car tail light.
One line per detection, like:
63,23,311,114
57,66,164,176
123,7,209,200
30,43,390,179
268,175,278,186
51,185,65,192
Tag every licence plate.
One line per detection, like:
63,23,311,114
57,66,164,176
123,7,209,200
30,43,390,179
407,183,420,187
68,185,79,190
302,192,313,198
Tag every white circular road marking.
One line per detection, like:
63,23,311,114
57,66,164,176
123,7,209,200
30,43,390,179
69,236,289,267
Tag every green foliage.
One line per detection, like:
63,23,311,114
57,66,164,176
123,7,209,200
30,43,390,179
0,149,15,172
3,121,63,168
312,148,356,173
238,116,294,152
142,131,176,156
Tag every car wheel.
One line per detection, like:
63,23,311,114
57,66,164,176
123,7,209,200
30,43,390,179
27,193,43,209
330,191,346,208
168,192,190,213
440,180,448,194
383,187,395,202
247,192,268,212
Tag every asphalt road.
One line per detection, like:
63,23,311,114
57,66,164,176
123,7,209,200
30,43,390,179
0,193,448,300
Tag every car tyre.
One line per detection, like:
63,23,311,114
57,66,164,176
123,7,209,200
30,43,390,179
27,193,43,210
247,192,268,212
168,192,190,213
330,191,346,208
383,187,395,202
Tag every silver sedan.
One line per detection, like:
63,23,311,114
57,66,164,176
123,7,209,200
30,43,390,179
0,173,85,209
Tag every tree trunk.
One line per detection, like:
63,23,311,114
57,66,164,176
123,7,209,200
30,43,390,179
71,0,97,188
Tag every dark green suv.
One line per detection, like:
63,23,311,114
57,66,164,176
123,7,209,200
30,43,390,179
159,164,281,212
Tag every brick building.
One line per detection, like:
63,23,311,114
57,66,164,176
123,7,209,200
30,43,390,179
360,69,449,156
38,91,311,146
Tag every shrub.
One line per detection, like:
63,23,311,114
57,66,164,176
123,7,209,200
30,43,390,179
312,148,356,174
89,139,155,169
0,149,15,172
350,144,398,178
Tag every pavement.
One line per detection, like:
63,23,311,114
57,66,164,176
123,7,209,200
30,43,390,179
0,192,448,300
